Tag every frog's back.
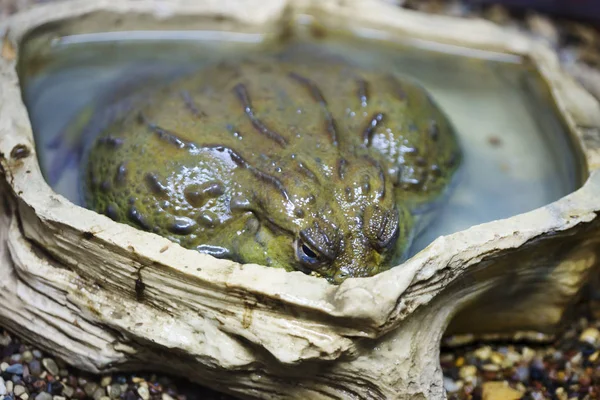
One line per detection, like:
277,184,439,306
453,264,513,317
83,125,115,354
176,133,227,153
83,56,460,278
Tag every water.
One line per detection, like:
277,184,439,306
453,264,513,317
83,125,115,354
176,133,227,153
18,27,584,257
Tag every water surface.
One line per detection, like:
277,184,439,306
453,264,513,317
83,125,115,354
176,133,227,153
19,28,583,257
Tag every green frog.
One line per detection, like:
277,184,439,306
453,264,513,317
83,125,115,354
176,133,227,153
82,57,461,283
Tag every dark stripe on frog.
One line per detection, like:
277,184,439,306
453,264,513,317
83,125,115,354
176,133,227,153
184,181,225,208
139,113,196,149
144,173,169,197
149,125,191,149
287,72,338,146
356,79,369,107
363,155,386,201
362,113,384,147
180,90,207,118
204,145,293,205
337,158,348,180
232,83,288,148
297,161,318,182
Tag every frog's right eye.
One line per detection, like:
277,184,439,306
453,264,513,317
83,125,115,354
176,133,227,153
295,239,327,272
363,205,400,252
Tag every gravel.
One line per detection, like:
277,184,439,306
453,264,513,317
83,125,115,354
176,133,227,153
442,317,600,399
0,329,235,400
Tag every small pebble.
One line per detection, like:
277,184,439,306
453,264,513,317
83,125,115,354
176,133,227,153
106,385,120,400
6,381,13,394
443,377,462,393
92,388,105,400
27,361,40,378
0,378,6,396
53,397,66,400
35,394,51,400
0,363,8,372
61,386,73,399
47,382,63,396
161,394,175,400
474,346,492,361
521,347,536,363
41,360,59,377
490,352,503,365
136,386,149,400
580,327,600,345
20,352,32,364
0,334,10,348
13,385,26,397
31,351,41,360
100,377,111,388
515,366,529,381
555,387,568,400
481,381,522,400
571,351,582,364
482,364,500,372
83,383,98,398
459,365,477,380
5,364,23,375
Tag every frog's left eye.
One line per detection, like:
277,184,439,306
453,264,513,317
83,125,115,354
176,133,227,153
295,239,327,272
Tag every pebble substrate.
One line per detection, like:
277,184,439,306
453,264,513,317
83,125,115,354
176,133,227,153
0,330,232,400
442,316,600,400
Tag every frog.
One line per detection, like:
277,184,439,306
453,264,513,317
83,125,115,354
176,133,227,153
82,56,461,283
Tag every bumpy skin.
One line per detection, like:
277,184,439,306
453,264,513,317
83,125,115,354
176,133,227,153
83,58,461,283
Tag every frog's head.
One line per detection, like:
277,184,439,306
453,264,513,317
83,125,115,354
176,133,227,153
233,153,412,284
289,201,412,283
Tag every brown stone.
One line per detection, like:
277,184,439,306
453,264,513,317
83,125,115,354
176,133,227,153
482,381,523,400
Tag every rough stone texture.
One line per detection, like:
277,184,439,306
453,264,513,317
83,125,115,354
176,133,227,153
0,0,600,399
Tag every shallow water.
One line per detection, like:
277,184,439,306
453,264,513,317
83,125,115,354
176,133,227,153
19,28,583,257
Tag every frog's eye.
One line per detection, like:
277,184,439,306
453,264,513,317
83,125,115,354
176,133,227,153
364,206,400,252
295,239,327,271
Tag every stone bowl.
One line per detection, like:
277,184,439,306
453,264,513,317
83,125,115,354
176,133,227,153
1,0,600,398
